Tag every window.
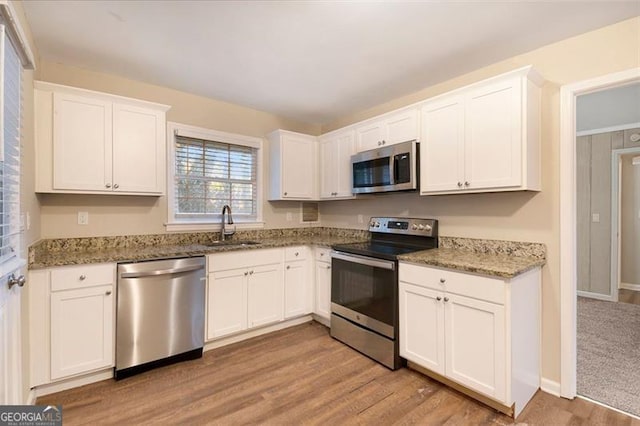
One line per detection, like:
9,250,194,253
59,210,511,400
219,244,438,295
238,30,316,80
0,23,22,269
167,122,263,231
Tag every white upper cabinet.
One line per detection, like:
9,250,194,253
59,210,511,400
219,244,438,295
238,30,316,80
35,81,170,196
268,130,318,200
319,128,356,199
356,107,419,151
419,66,543,195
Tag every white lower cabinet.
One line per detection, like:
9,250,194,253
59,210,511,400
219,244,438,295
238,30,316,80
284,246,313,319
314,247,332,320
207,249,284,340
29,263,116,386
399,262,540,417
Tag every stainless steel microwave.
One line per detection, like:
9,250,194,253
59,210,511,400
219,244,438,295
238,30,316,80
351,140,419,194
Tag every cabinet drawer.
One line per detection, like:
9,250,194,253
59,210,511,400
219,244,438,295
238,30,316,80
399,263,505,305
208,248,283,273
315,247,331,262
285,246,308,262
50,263,115,292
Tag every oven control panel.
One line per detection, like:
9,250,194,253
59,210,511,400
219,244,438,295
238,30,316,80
368,217,438,237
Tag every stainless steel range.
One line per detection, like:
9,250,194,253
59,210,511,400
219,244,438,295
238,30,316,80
330,217,438,370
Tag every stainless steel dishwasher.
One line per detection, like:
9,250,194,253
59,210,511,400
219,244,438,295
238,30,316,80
115,257,206,379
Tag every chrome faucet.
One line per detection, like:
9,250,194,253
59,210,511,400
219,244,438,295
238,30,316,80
221,204,235,241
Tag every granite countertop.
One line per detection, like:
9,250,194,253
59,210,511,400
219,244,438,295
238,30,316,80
398,248,545,279
28,230,367,269
29,229,546,279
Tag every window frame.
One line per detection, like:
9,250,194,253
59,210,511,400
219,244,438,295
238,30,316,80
166,121,264,232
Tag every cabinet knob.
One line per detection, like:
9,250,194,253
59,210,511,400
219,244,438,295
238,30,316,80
378,141,382,146
284,192,288,196
105,290,112,296
295,252,299,256
244,271,248,276
326,265,331,269
439,278,445,283
250,270,254,275
382,140,386,145
105,183,111,188
320,253,324,257
464,181,470,186
286,265,290,270
436,296,442,301
457,182,462,188
114,183,120,189
444,297,450,302
7,274,26,289
79,274,86,281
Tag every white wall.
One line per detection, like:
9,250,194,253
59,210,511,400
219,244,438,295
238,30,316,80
576,82,640,134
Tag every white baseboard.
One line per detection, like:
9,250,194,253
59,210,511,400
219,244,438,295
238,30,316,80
620,282,640,291
204,315,314,351
577,290,615,302
312,313,330,328
540,377,561,397
34,370,113,398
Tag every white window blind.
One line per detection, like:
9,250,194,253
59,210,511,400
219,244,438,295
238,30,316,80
0,24,21,266
174,135,258,220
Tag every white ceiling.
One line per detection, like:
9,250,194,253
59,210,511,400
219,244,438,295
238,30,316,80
23,1,640,125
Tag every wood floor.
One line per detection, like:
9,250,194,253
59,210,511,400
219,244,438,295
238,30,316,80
38,322,639,425
619,289,640,305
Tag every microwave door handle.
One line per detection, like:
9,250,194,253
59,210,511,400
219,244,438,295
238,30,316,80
390,155,396,185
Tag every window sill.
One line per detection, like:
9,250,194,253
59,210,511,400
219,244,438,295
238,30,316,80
164,221,265,233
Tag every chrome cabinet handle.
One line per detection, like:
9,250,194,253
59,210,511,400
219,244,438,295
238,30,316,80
377,141,382,146
326,265,330,269
382,140,386,145
249,270,254,275
79,274,86,281
457,182,462,188
7,274,26,289
113,183,120,189
286,265,290,270
105,290,112,296
436,296,442,301
444,297,450,302
105,183,111,188
464,181,470,186
439,278,445,283
244,271,248,276
295,252,299,257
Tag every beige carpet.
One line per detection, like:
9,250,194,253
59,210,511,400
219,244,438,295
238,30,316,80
577,296,640,417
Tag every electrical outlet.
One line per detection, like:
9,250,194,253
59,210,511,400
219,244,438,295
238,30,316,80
592,213,600,223
78,211,89,225
357,214,364,224
286,212,293,222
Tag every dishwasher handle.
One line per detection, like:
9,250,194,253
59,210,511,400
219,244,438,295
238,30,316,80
119,264,204,279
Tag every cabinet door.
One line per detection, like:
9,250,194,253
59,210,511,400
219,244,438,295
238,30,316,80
444,293,506,402
314,261,331,320
52,93,112,191
465,78,522,190
207,269,247,339
247,263,284,328
356,120,384,152
50,285,113,380
112,104,164,194
420,97,465,193
384,108,419,145
281,133,316,199
319,130,356,199
399,282,445,375
284,260,312,318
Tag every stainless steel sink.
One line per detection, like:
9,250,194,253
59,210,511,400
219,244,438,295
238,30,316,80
205,240,261,247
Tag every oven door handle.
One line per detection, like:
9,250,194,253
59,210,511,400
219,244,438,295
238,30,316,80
330,251,395,271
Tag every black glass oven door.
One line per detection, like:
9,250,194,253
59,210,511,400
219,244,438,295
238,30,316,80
330,252,397,336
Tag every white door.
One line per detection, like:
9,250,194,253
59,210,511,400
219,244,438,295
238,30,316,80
464,78,522,190
112,103,164,194
207,269,247,339
384,108,419,145
50,285,114,380
314,261,332,320
0,277,24,404
444,293,506,402
420,96,465,193
284,260,311,318
247,263,284,328
52,93,112,191
281,134,316,199
399,282,445,374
